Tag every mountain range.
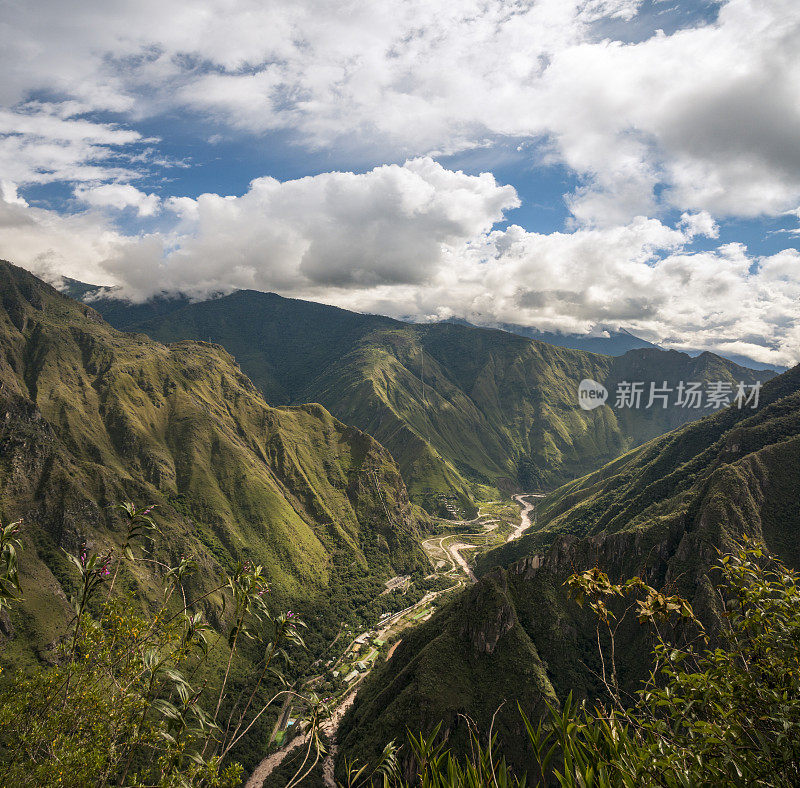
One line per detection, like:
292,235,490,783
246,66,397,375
440,316,661,355
2,261,790,783
0,261,425,697
63,282,772,517
440,317,786,373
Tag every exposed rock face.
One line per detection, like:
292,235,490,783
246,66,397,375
460,571,517,654
0,610,14,641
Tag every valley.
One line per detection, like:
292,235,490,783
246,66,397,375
336,362,800,778
246,495,538,785
4,3,798,784
0,259,791,787
0,261,429,774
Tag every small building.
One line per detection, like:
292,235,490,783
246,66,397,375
344,669,360,683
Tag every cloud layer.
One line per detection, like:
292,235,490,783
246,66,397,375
2,159,798,366
0,0,799,366
3,0,800,223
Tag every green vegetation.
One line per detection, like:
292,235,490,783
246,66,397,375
339,362,800,774
5,262,793,786
337,544,800,786
6,493,797,787
84,287,770,514
336,569,559,777
0,260,427,771
0,504,329,787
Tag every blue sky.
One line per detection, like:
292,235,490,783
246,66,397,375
1,0,799,365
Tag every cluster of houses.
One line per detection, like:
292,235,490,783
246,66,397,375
382,574,411,593
332,631,386,685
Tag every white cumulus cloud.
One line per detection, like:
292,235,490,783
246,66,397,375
101,158,520,297
2,158,799,367
1,0,799,225
74,183,161,217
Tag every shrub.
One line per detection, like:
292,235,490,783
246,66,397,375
0,505,324,787
341,541,800,787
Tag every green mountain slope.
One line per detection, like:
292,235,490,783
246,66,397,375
336,570,559,782
58,275,194,328
337,363,800,775
77,287,399,404
0,261,425,673
85,289,771,516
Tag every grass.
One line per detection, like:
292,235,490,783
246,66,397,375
91,287,772,516
0,260,429,772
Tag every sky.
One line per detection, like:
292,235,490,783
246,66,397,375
0,0,799,366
